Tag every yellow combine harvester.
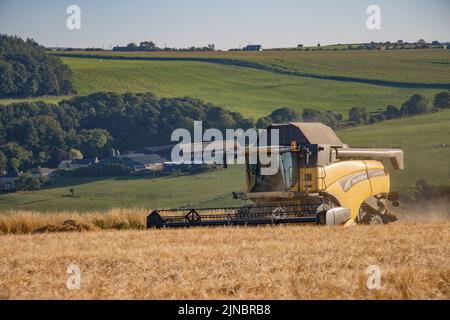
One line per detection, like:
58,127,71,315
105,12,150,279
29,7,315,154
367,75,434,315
147,122,403,228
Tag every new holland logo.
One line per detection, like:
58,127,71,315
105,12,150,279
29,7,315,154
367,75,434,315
338,169,386,192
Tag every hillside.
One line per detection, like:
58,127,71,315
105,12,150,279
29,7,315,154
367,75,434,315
0,166,247,212
63,57,444,119
2,50,448,119
339,109,450,189
0,111,448,212
55,49,450,84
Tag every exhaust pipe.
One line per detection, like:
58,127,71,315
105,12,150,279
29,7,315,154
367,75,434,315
326,207,351,226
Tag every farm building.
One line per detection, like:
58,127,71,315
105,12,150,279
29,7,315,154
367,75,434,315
58,158,99,170
101,153,167,172
123,144,174,159
0,171,20,191
29,167,56,178
243,44,263,51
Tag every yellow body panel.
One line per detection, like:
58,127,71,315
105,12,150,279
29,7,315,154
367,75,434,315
298,167,323,192
278,160,390,223
316,160,390,222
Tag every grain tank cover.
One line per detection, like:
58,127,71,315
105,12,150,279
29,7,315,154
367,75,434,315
268,122,344,147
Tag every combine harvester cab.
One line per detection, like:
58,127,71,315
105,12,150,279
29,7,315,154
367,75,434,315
147,122,403,228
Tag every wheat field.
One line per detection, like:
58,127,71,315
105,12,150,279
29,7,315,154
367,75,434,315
0,209,149,234
0,216,449,300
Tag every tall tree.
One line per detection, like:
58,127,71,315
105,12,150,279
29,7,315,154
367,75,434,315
401,94,429,115
348,107,369,124
0,35,73,98
433,92,450,109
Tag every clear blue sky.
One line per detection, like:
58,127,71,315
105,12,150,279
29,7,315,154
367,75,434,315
1,0,449,49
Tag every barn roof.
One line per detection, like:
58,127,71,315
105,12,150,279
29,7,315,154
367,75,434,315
268,122,344,146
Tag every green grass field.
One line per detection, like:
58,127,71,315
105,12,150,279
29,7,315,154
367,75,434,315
1,110,448,212
1,56,442,119
54,49,450,84
339,110,450,190
0,166,247,212
66,57,444,118
2,49,449,119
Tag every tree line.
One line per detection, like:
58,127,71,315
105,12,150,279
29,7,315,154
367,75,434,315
255,91,450,128
0,92,252,172
349,92,450,125
1,90,449,173
113,41,215,52
0,34,74,98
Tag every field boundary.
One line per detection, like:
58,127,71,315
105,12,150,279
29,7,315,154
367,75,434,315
57,53,450,90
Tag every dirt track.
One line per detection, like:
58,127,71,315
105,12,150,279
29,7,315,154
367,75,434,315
0,221,449,300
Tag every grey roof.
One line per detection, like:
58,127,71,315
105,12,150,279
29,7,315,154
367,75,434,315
123,153,167,165
268,122,344,146
243,44,262,51
126,145,174,155
101,154,167,167
71,158,97,165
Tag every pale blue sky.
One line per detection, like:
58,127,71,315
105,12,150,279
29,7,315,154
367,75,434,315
0,0,449,49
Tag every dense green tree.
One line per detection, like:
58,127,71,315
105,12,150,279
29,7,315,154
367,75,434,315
325,110,344,122
256,117,272,129
0,151,7,172
433,92,450,109
0,35,74,98
267,107,302,123
0,61,15,94
256,108,342,130
126,42,138,51
302,109,340,129
348,107,369,124
256,107,301,129
401,94,429,115
79,129,113,158
384,105,400,119
0,143,31,170
139,41,157,51
16,173,45,191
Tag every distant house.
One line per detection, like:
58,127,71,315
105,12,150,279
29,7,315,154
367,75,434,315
58,158,99,170
70,158,99,169
123,144,174,159
125,154,166,171
29,167,56,178
101,153,166,172
58,160,72,170
243,44,263,52
0,171,20,191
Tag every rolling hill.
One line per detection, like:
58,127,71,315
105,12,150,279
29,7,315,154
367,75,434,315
339,109,450,190
2,49,448,119
55,49,450,84
62,56,443,119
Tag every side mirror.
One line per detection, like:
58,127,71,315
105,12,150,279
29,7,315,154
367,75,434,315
387,192,400,202
392,201,401,207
